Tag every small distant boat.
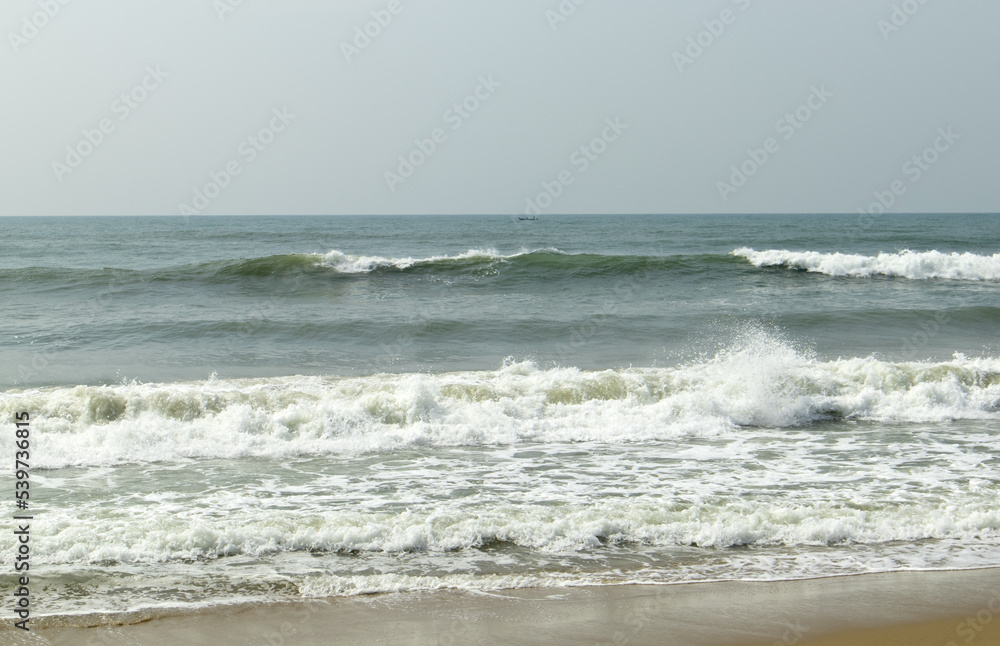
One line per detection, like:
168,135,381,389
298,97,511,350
518,216,539,221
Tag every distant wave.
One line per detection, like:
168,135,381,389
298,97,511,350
733,248,1000,281
0,249,738,285
207,248,513,276
11,248,999,283
229,248,734,277
3,339,998,469
317,248,506,273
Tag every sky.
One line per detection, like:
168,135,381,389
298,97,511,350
2,0,998,216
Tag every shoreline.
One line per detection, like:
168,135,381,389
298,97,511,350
7,568,1000,645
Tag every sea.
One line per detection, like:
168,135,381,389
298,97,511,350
1,213,998,619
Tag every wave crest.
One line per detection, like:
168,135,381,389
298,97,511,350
3,339,998,468
733,248,1000,281
316,248,506,273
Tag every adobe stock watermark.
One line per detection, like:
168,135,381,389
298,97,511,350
943,591,1000,646
384,75,501,192
13,261,135,387
521,117,628,216
716,85,834,203
546,0,587,31
375,298,453,369
771,622,810,646
856,127,960,216
220,268,307,357
673,0,753,73
178,107,296,215
8,0,72,55
250,599,329,646
848,126,960,242
422,618,472,646
878,0,933,41
214,0,247,22
900,310,951,360
596,587,808,646
340,0,406,63
51,65,169,182
554,245,654,362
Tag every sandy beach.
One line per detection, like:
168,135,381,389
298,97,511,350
5,568,996,646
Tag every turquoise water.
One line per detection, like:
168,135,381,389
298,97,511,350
0,214,998,617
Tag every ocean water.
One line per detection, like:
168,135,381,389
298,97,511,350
1,213,999,618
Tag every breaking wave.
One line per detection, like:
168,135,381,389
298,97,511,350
3,338,998,469
733,248,1000,281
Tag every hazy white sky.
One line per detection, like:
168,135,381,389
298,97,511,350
3,0,997,216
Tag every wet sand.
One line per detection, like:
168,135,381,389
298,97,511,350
9,568,1000,645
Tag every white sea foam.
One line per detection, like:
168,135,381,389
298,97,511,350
27,536,1000,616
293,541,1000,596
1,339,998,469
316,248,542,273
31,495,1000,565
733,248,1000,281
7,335,1000,610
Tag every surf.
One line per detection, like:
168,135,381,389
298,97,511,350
733,248,1000,281
4,338,998,469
